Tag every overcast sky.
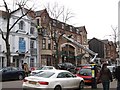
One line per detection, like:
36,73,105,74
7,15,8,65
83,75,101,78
0,0,119,41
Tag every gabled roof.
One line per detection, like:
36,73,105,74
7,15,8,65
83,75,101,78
35,9,88,35
88,37,101,43
0,7,35,19
101,39,109,44
88,37,104,44
89,37,115,46
35,9,49,17
78,26,87,34
24,8,36,18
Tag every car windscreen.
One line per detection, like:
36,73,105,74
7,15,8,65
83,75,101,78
37,67,54,70
41,67,53,70
35,71,55,78
31,71,43,76
79,68,92,76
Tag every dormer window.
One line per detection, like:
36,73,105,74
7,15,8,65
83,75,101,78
37,19,40,26
70,26,72,32
19,21,25,30
53,20,56,26
30,22,35,35
30,27,34,34
62,24,64,29
76,29,79,34
49,23,52,30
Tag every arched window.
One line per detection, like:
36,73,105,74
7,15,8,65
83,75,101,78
19,21,25,30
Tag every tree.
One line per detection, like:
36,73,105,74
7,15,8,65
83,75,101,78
111,25,118,43
45,3,74,68
0,0,33,66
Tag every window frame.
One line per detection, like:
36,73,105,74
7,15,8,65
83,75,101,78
19,21,25,30
42,38,46,49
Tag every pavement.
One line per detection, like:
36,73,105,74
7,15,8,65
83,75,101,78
84,79,117,90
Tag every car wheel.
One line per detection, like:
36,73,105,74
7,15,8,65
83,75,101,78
78,81,84,90
18,74,23,80
54,85,61,90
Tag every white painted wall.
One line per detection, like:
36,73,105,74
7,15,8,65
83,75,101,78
0,8,38,68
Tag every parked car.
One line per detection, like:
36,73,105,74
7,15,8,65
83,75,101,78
38,66,56,70
76,65,100,84
23,70,84,90
58,62,76,70
0,67,25,81
30,66,56,76
58,62,76,73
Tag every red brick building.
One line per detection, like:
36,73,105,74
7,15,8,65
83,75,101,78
36,9,89,66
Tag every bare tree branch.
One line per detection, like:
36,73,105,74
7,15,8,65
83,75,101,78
111,25,118,43
9,8,32,31
46,2,74,23
3,0,9,13
0,28,6,41
1,0,34,66
64,9,74,23
56,6,64,19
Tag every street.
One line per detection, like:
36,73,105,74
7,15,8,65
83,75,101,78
1,79,117,90
2,80,23,88
85,79,117,89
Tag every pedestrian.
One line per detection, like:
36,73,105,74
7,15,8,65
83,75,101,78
98,63,113,90
23,63,29,77
114,66,120,90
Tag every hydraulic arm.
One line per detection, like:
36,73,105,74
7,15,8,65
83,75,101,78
62,34,98,62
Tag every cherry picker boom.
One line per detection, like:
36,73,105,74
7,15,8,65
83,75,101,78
62,34,98,62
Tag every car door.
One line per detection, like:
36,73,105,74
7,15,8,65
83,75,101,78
10,67,19,79
57,72,77,88
2,67,13,80
64,72,79,88
57,72,68,88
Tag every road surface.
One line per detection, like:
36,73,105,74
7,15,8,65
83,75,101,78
1,79,118,90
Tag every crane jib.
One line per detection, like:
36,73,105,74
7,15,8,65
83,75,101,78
62,34,98,62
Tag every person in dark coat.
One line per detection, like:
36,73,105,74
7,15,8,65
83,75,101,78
98,63,113,90
114,66,120,90
23,63,29,77
22,63,24,70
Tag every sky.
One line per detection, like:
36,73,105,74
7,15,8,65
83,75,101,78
0,0,119,41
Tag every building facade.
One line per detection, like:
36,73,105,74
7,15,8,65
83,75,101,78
0,8,90,68
88,38,117,64
0,8,38,68
36,9,89,66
